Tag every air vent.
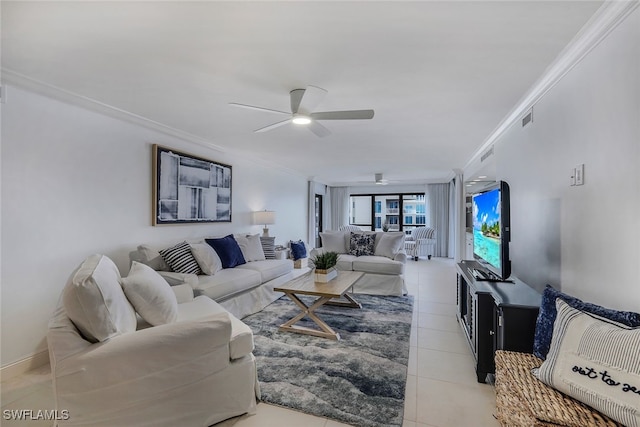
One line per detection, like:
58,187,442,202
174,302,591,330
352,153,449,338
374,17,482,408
481,146,494,162
522,108,533,127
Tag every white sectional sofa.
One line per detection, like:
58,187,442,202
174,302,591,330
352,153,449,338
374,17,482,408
129,234,306,319
48,254,258,427
311,230,407,296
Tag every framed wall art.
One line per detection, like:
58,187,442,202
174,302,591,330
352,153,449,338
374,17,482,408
152,144,232,225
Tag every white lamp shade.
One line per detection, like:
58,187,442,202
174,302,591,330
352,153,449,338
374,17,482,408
253,210,276,226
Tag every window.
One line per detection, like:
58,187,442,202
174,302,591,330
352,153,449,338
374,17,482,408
349,193,426,232
349,195,372,228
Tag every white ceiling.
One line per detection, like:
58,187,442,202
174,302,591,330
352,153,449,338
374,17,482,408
2,1,603,187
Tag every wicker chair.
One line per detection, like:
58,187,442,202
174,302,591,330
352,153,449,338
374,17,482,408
404,226,436,260
495,351,619,426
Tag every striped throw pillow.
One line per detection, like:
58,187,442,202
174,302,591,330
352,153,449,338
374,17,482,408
533,299,640,427
159,241,202,275
260,236,276,260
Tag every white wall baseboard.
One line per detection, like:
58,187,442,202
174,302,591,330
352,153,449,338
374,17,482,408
0,350,50,381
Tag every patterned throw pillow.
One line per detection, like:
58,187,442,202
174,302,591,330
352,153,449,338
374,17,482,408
349,232,376,256
159,241,202,275
260,236,276,260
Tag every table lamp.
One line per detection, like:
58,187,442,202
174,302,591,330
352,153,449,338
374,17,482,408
253,210,276,237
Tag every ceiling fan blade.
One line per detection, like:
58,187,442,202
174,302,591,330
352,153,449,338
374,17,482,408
229,102,290,116
311,110,375,120
254,118,291,133
307,121,331,138
297,85,328,115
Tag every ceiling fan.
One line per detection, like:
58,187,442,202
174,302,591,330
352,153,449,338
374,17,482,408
229,85,374,137
375,173,389,185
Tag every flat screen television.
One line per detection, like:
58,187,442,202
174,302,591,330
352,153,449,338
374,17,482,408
472,181,511,281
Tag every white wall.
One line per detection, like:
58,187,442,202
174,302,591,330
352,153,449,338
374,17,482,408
1,85,308,367
487,8,639,311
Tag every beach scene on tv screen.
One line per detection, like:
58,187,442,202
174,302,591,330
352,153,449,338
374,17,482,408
473,189,501,269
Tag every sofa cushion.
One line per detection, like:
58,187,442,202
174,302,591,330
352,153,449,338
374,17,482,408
375,232,405,259
533,300,640,427
234,234,266,262
336,254,357,271
205,235,246,268
62,254,137,343
121,262,178,326
177,296,254,360
320,231,347,253
349,232,376,256
533,284,640,360
159,241,203,275
352,256,405,275
237,259,293,283
192,268,262,301
190,243,222,275
133,244,171,271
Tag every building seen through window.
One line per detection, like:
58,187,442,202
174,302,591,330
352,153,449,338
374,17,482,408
348,193,427,233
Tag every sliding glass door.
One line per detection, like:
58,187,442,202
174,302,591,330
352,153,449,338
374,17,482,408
349,193,426,234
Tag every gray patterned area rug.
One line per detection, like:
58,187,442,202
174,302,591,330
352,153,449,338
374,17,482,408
242,293,414,427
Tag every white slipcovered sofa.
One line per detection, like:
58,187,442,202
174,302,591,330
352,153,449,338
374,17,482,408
311,230,407,296
129,234,304,320
48,254,258,427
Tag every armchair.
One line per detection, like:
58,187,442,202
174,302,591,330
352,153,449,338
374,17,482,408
48,254,258,427
404,227,436,260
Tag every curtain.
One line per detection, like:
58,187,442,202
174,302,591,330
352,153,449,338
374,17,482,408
307,181,317,246
329,186,349,231
451,171,465,262
428,183,450,257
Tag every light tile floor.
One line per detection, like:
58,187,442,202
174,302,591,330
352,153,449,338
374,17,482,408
1,258,499,427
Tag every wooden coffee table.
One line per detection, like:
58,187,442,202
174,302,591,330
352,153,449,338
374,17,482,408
274,270,364,340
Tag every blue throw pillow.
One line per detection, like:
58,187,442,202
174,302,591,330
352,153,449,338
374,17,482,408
290,240,307,261
205,235,246,269
533,284,640,360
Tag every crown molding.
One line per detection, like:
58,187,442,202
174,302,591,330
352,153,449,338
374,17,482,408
1,69,307,180
1,69,230,153
464,0,639,171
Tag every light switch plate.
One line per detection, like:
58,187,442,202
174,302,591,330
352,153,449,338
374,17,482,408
575,164,584,185
570,168,576,186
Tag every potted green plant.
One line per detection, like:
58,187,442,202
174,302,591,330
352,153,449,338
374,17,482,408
311,251,339,282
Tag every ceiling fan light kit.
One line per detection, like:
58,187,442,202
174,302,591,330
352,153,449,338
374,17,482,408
292,114,311,125
230,85,374,137
375,173,389,185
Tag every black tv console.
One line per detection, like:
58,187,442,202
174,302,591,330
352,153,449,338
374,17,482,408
456,260,541,383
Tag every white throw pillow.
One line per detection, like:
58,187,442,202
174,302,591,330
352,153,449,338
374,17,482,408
190,243,222,275
121,261,178,326
375,232,405,259
235,234,266,262
62,254,137,342
533,299,640,427
320,231,347,253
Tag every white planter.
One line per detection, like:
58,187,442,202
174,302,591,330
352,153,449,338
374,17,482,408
314,268,338,283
